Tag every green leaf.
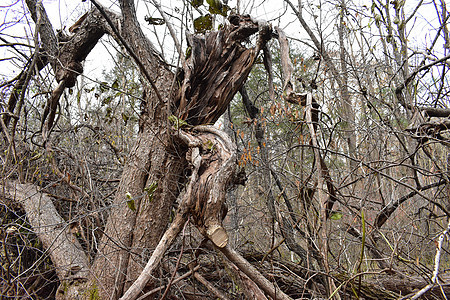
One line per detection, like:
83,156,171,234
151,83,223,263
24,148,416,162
144,182,158,202
112,79,119,89
191,0,203,8
99,82,109,93
207,0,230,16
330,212,343,220
102,96,112,106
84,87,95,93
194,14,213,33
125,192,136,211
122,113,129,124
168,115,188,129
204,140,215,151
371,2,376,13
185,46,192,59
105,107,112,120
127,199,136,211
144,16,165,25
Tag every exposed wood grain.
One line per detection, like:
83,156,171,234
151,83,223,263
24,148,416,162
177,15,271,125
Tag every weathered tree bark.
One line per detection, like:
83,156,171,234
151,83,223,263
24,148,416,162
120,124,238,300
18,1,279,299
81,1,186,296
3,182,89,298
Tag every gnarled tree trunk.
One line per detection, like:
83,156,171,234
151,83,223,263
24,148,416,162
17,1,279,299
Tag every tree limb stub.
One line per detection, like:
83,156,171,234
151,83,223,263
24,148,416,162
175,125,237,248
25,1,119,132
26,3,114,87
276,26,296,100
189,125,236,247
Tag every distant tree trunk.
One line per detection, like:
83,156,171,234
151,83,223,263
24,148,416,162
337,0,357,175
285,0,357,175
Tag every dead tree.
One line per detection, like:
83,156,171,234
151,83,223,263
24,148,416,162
3,1,295,299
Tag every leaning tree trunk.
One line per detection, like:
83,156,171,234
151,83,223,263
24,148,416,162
86,2,182,296
20,1,181,297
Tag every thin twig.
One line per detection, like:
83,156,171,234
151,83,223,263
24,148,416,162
149,0,185,66
90,0,164,103
410,219,450,300
160,220,188,300
135,265,201,300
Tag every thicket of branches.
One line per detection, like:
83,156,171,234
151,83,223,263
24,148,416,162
1,0,450,299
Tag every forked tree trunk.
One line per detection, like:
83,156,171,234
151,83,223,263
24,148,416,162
21,1,277,298
88,10,273,299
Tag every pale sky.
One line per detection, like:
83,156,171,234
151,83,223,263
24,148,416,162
0,0,445,85
0,0,300,80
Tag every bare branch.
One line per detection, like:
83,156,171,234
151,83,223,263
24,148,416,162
219,245,293,300
375,181,446,229
91,0,164,103
410,219,450,300
284,0,341,84
149,0,185,66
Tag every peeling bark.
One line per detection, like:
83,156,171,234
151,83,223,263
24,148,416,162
177,15,271,125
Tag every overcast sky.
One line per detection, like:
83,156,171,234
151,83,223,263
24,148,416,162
1,0,302,80
0,0,445,85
